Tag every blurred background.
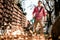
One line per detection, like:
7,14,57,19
0,0,60,40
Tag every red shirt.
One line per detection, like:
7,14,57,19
33,6,46,20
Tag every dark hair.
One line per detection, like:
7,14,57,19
38,1,42,3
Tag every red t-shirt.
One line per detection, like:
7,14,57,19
33,6,46,20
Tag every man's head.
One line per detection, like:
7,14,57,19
38,1,42,7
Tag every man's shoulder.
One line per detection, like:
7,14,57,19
34,6,38,8
35,6,43,8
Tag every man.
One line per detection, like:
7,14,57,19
32,1,46,35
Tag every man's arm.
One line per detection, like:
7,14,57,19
43,8,47,22
32,7,36,18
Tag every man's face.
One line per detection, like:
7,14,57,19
38,2,41,7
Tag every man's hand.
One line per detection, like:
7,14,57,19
32,14,35,19
44,16,47,22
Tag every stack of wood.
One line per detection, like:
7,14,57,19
0,0,26,40
0,0,26,31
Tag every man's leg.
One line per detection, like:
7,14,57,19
39,20,44,35
33,20,38,33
